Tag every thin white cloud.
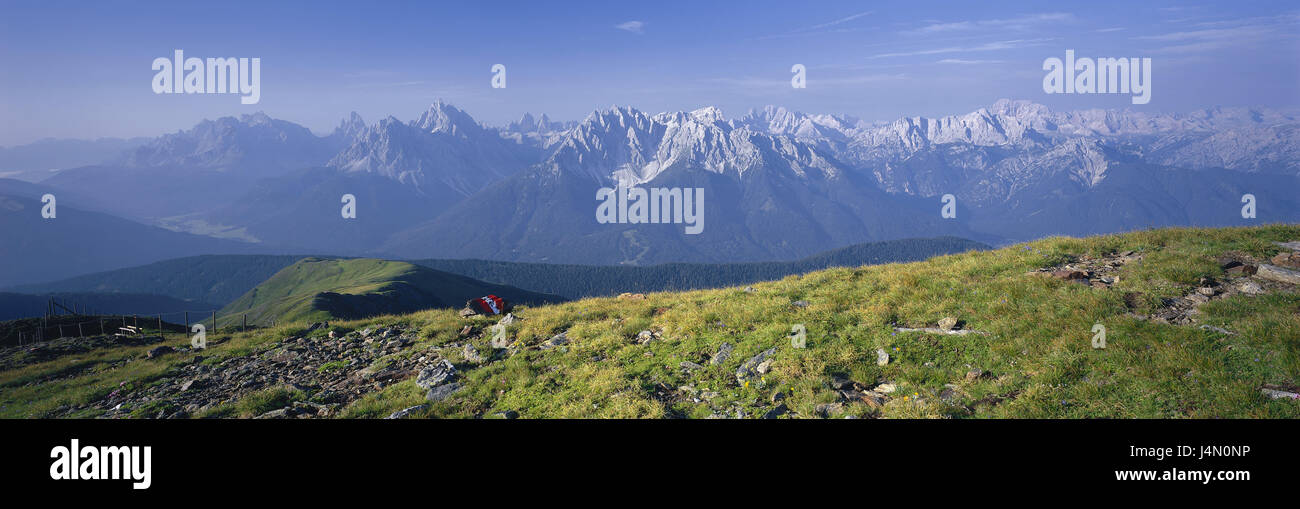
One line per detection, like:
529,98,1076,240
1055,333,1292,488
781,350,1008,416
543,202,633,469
937,59,1005,65
755,10,874,40
615,21,646,34
1137,15,1299,53
807,10,874,31
871,38,1054,59
910,13,1073,34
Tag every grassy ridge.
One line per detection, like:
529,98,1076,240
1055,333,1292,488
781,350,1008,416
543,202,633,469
217,257,564,326
2,225,1297,419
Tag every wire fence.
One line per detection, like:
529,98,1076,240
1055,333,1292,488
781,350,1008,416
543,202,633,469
3,297,254,347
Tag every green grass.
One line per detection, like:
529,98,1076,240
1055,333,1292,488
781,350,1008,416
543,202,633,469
3,225,1298,419
217,257,562,327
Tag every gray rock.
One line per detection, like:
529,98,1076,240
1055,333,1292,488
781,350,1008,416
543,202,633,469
1238,281,1264,294
636,330,655,344
385,404,429,419
1261,388,1300,400
762,404,788,419
463,343,483,363
710,343,734,365
1274,241,1300,251
146,346,174,359
415,359,456,390
938,317,959,331
1257,264,1300,285
791,300,810,308
488,410,519,419
736,347,776,381
815,402,843,417
426,382,462,402
876,348,890,366
679,361,704,372
253,408,292,419
539,331,569,350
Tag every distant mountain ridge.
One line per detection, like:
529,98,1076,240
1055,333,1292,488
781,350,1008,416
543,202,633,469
9,98,1298,283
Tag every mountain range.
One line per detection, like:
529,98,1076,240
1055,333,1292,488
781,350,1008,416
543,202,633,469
2,98,1298,286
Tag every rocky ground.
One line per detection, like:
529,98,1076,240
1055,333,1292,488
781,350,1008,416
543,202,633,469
9,238,1300,418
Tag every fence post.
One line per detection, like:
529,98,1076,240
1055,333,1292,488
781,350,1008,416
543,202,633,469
58,324,64,339
243,314,247,331
212,310,217,332
157,315,163,339
78,322,83,337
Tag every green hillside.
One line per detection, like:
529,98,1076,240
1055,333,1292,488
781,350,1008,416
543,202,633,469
3,225,1298,419
218,258,565,326
8,237,986,304
413,236,988,298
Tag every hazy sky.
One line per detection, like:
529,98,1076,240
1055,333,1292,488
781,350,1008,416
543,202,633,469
1,0,1298,145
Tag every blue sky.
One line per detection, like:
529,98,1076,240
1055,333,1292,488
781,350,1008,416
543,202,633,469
1,0,1297,145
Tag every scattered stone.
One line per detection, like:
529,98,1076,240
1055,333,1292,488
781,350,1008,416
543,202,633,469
874,383,896,393
756,359,773,375
146,346,174,359
893,326,989,336
770,391,785,403
489,410,519,419
1196,287,1217,296
937,317,959,331
385,404,429,419
743,287,756,293
458,325,473,337
415,360,456,390
462,343,483,364
762,404,788,419
965,369,984,381
1237,281,1264,295
180,379,197,391
1051,270,1088,280
499,313,517,327
636,330,655,345
305,322,325,332
876,348,889,366
792,300,810,308
539,331,569,350
1198,325,1235,335
1222,261,1258,276
617,293,647,300
253,408,292,419
459,308,478,318
736,347,776,381
1271,252,1300,269
710,343,734,365
679,361,704,372
831,376,862,391
815,402,843,417
1260,388,1300,400
1257,264,1300,285
426,382,462,402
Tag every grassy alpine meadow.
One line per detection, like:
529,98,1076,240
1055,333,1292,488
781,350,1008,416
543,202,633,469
2,225,1298,419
